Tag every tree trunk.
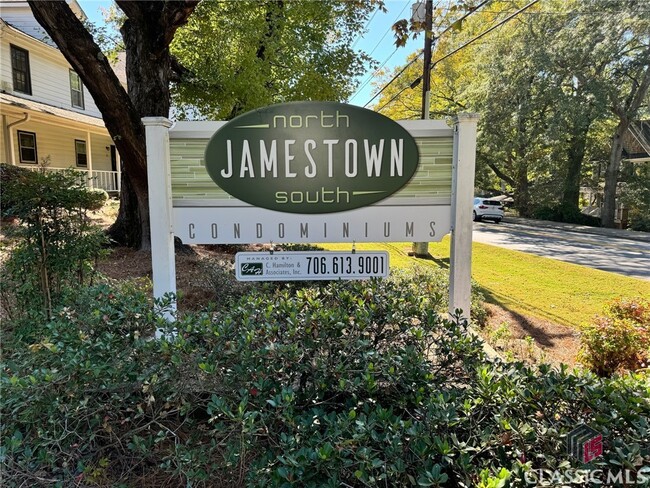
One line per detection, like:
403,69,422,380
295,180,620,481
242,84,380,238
601,121,628,228
602,62,650,228
29,0,198,249
561,121,591,212
514,166,531,217
108,170,149,248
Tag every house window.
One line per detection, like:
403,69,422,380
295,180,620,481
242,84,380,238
70,71,84,109
75,139,87,167
10,45,32,95
17,131,37,164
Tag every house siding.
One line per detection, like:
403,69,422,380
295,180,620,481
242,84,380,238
10,119,114,171
0,29,102,118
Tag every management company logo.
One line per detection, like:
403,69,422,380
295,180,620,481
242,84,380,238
240,263,263,276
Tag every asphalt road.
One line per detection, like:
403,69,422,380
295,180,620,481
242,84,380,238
472,221,650,280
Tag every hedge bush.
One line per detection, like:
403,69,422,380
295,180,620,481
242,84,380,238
628,210,650,232
532,204,601,227
2,273,649,487
0,166,108,321
579,297,650,376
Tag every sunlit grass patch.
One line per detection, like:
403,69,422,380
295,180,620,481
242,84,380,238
318,238,650,328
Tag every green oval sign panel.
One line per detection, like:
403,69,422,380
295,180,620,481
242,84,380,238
204,101,419,214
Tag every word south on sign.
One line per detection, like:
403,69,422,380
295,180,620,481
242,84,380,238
204,102,419,214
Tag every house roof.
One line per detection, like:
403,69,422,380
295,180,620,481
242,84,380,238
0,17,61,53
111,52,127,86
0,0,86,22
0,92,106,128
624,120,650,161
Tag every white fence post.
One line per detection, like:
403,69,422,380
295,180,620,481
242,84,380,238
142,117,177,334
449,113,479,320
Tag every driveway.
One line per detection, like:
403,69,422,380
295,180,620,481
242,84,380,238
472,220,650,280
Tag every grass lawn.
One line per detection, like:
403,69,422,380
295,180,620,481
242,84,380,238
318,238,650,328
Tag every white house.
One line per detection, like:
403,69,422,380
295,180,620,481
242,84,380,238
0,0,122,192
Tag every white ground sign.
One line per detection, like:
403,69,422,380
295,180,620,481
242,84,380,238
142,111,478,325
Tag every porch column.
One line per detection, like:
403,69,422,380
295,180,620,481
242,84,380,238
2,115,11,164
116,150,122,192
86,131,94,188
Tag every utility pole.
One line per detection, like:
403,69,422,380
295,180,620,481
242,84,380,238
421,0,434,121
413,0,434,258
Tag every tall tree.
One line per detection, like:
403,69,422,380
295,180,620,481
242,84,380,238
29,0,380,248
171,0,377,120
602,62,650,227
600,0,650,227
28,0,198,249
375,0,650,221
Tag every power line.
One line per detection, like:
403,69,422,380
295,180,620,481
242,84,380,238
374,82,414,114
429,0,540,70
362,50,423,108
348,1,415,104
350,48,400,103
375,0,541,113
363,0,492,108
367,1,410,57
351,6,381,49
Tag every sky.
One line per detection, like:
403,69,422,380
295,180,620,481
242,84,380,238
76,0,422,109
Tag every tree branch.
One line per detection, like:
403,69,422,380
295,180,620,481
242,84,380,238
486,161,516,187
114,1,199,51
169,55,193,83
161,1,201,46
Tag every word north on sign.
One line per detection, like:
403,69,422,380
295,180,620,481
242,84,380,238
204,101,419,213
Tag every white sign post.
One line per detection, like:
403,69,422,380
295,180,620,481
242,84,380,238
143,117,176,337
449,114,479,318
143,111,478,325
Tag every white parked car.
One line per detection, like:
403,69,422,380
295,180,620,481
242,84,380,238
473,198,504,223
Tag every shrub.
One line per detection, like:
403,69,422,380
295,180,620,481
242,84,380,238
87,187,110,210
0,164,32,219
628,209,650,232
202,257,258,306
0,167,108,320
2,276,649,487
0,282,173,485
579,297,650,376
533,204,601,227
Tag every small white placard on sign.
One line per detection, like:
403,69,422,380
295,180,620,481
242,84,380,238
235,251,389,281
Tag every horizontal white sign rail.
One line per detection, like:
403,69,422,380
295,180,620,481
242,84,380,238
235,251,389,281
175,205,451,244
